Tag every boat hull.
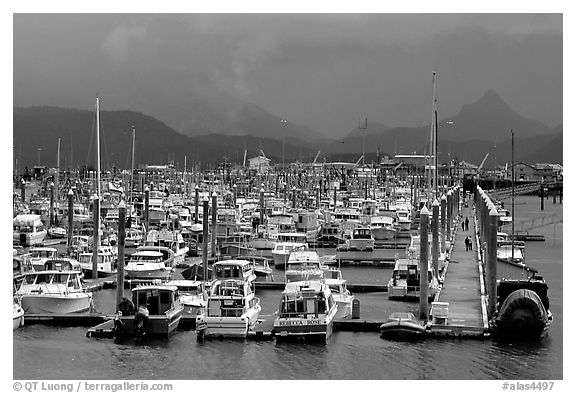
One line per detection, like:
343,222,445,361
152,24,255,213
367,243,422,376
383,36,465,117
380,322,426,339
285,270,324,283
125,268,173,281
13,305,24,330
347,239,374,251
20,293,93,314
197,309,260,338
273,319,334,341
272,253,289,269
117,313,182,337
370,227,395,241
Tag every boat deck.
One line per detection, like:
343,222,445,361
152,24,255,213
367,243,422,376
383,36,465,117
429,200,488,337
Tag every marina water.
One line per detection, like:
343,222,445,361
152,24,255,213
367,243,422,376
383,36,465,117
13,195,562,380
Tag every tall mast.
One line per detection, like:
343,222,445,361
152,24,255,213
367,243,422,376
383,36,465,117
56,137,61,200
511,129,515,268
95,97,101,199
129,125,135,215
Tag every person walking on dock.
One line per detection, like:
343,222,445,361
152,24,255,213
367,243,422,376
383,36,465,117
465,217,469,231
462,221,465,231
464,236,470,251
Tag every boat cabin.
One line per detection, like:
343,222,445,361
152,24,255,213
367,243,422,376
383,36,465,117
212,260,255,281
352,227,373,239
207,280,254,318
278,281,334,319
131,285,180,316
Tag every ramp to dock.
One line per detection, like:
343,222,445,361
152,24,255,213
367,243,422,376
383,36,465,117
431,200,488,337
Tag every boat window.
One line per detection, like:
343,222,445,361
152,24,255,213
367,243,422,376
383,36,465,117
24,275,36,284
35,274,52,284
52,274,68,284
317,296,326,314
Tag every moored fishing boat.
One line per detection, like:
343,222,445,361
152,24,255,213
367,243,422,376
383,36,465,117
369,216,396,240
387,258,439,301
285,250,325,283
273,280,337,341
125,248,175,281
166,280,207,321
16,260,93,314
28,247,58,272
323,268,354,319
272,241,308,269
346,227,375,251
13,214,47,246
196,259,261,338
114,284,183,338
77,248,117,278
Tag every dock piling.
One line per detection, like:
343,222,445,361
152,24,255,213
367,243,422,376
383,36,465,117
49,182,54,226
432,199,439,279
116,200,126,312
202,196,209,282
211,191,217,258
92,195,100,279
440,195,447,253
419,205,430,320
67,189,74,251
21,178,26,202
487,207,499,318
194,185,199,224
144,186,150,235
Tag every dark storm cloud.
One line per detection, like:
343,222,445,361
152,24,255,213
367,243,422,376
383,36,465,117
13,13,562,137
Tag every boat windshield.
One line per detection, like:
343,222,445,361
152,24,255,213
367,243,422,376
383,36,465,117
130,254,163,263
279,291,329,318
30,250,56,258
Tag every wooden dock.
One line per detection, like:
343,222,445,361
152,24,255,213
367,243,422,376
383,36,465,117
429,201,489,338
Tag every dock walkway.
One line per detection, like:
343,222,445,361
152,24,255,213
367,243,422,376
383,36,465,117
430,198,488,337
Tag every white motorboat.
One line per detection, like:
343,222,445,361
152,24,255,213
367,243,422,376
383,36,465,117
370,216,396,240
144,229,189,267
272,241,308,269
387,258,439,301
273,280,338,341
346,227,375,251
323,268,355,319
13,214,47,246
47,226,67,239
78,248,117,278
28,247,58,271
125,248,174,281
13,298,25,330
196,260,261,338
166,280,207,321
395,208,412,231
285,250,325,283
16,261,93,314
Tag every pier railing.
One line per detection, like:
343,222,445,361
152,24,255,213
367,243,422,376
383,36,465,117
486,182,540,200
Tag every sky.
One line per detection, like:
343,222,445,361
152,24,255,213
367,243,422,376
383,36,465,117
13,13,562,138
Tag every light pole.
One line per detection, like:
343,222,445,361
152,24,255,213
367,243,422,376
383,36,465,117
37,148,42,167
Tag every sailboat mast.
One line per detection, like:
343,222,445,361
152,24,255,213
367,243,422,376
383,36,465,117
95,97,101,199
129,125,135,216
56,137,61,200
511,129,515,266
433,71,438,199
